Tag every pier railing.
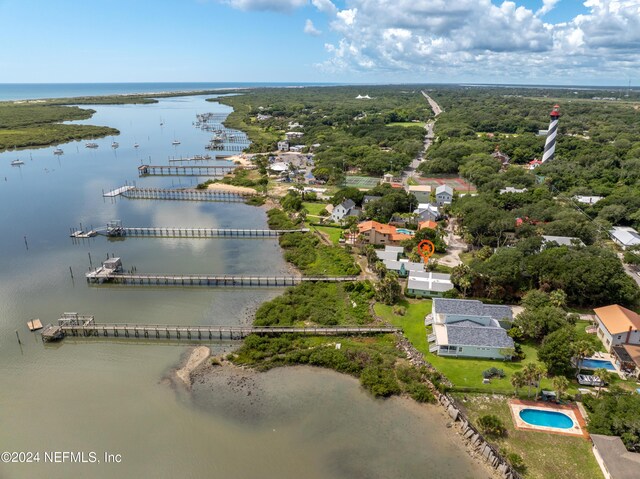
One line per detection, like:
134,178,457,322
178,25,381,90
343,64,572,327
98,227,309,238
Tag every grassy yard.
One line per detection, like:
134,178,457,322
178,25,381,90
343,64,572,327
454,394,603,479
310,225,344,245
375,300,565,394
302,201,328,216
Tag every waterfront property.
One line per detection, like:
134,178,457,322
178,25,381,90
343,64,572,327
426,298,514,359
591,434,640,479
406,271,453,297
357,220,412,246
375,246,424,277
593,304,640,352
509,400,586,437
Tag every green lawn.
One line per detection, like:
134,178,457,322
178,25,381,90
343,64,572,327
308,224,344,244
374,300,564,394
454,395,603,479
302,201,328,216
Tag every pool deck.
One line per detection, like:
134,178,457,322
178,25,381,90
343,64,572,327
509,399,589,439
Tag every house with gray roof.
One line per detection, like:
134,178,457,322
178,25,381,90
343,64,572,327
435,185,453,206
406,271,453,297
610,226,640,250
591,434,640,479
430,298,513,329
427,301,515,359
363,195,382,205
330,199,361,223
383,260,425,278
413,203,440,222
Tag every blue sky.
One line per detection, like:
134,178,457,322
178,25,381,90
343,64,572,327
0,0,638,85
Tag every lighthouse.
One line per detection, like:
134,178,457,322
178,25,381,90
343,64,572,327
541,104,560,163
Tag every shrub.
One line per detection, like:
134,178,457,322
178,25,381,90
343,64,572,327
506,452,526,473
393,305,406,316
359,366,401,398
482,367,505,379
409,384,435,403
477,415,507,437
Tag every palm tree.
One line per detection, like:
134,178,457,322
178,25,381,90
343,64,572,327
573,340,596,375
533,363,548,400
594,368,609,398
510,371,526,397
552,376,569,401
522,363,538,399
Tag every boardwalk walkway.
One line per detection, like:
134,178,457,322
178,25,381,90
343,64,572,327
103,186,255,202
138,164,236,177
98,226,309,238
51,323,399,341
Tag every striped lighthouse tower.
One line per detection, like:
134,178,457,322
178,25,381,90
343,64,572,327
541,104,560,163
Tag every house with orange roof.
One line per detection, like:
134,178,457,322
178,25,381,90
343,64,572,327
418,221,438,230
358,221,412,246
593,304,640,352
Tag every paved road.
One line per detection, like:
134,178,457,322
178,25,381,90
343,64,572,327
421,91,443,116
618,252,640,287
439,218,466,268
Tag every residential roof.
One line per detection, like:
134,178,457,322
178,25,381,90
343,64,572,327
414,203,439,215
376,250,400,261
542,235,585,247
407,271,453,293
591,434,640,479
384,260,424,273
433,298,513,322
384,246,404,254
613,345,635,364
594,304,640,335
622,344,640,367
363,195,381,203
435,185,454,195
499,187,528,194
359,220,396,235
340,199,356,210
440,323,515,349
390,233,412,241
574,195,603,204
610,226,640,247
418,220,438,230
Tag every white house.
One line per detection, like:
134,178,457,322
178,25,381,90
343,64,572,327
413,203,440,222
435,185,453,206
406,271,453,297
575,195,603,205
277,140,289,152
610,226,640,250
593,304,640,352
330,199,361,223
541,235,585,248
427,299,514,359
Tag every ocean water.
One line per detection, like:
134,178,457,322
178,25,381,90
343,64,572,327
0,82,338,101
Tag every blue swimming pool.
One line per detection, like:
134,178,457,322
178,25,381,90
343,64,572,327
396,228,415,235
581,358,616,371
519,409,574,429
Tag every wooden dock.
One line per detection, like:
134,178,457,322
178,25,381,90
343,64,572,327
104,186,255,201
50,323,399,341
138,164,236,177
99,226,309,238
85,271,359,286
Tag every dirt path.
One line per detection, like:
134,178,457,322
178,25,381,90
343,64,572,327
439,218,467,268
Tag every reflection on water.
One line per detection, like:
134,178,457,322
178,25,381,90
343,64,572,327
0,96,484,479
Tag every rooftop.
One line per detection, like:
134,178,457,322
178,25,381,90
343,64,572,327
541,235,585,247
434,322,515,349
407,185,432,193
418,220,438,230
340,199,356,210
433,298,513,322
407,271,453,293
435,184,453,195
591,434,640,479
594,304,640,335
610,226,640,247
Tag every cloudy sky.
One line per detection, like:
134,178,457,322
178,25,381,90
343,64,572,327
0,0,638,85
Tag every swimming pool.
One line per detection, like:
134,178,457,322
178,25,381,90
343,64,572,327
396,228,415,235
581,358,616,371
519,409,574,429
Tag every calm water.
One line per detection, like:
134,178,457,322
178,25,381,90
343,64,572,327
0,83,338,101
0,95,485,478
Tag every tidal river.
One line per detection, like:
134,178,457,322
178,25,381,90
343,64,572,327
0,94,487,478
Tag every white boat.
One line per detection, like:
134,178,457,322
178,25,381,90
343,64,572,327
11,159,24,166
85,143,99,148
53,148,64,155
172,140,181,145
111,141,119,149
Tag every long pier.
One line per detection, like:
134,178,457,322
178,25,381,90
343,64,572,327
138,164,236,177
99,226,309,238
85,272,359,286
103,186,255,201
45,322,399,342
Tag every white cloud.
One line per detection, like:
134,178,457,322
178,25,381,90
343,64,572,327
537,0,561,16
311,0,337,14
304,18,322,35
221,0,307,12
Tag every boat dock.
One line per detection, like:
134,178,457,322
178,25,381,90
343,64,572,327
86,271,358,287
103,186,255,201
40,313,398,342
99,224,309,238
137,164,236,177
